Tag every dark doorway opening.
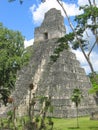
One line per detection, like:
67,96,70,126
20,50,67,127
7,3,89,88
44,32,48,40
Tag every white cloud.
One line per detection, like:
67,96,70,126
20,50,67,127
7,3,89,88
24,39,34,48
30,0,82,25
78,0,89,6
78,0,98,6
30,4,36,12
72,49,98,74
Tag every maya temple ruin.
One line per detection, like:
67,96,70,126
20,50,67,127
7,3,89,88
0,8,98,118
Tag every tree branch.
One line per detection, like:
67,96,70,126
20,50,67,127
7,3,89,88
88,0,92,6
88,40,97,57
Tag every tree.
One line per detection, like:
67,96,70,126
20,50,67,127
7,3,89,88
0,23,30,105
89,72,98,93
71,88,83,128
39,95,53,130
89,72,98,104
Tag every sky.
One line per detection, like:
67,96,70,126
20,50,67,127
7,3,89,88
0,0,98,74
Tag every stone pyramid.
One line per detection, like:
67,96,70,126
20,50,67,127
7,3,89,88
0,8,97,118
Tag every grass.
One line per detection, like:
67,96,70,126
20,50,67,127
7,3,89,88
0,116,98,130
53,116,98,130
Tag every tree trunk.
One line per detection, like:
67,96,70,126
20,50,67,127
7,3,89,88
29,89,32,121
76,106,79,128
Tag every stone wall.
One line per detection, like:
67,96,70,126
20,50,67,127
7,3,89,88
0,38,97,118
0,8,98,118
34,8,66,42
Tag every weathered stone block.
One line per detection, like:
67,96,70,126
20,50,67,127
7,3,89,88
0,8,98,118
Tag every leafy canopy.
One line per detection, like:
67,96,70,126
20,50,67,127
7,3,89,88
89,72,98,94
71,88,83,107
0,23,30,105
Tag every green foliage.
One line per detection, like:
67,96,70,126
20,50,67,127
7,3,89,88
0,88,10,106
74,5,98,48
89,72,98,93
50,33,73,62
71,88,83,128
0,23,30,105
7,110,14,122
75,5,98,27
1,116,98,130
39,96,53,113
78,5,98,24
71,88,83,107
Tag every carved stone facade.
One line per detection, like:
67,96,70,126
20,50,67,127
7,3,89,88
34,8,66,42
0,8,98,118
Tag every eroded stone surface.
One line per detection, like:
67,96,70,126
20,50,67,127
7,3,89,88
0,8,97,118
34,8,66,42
